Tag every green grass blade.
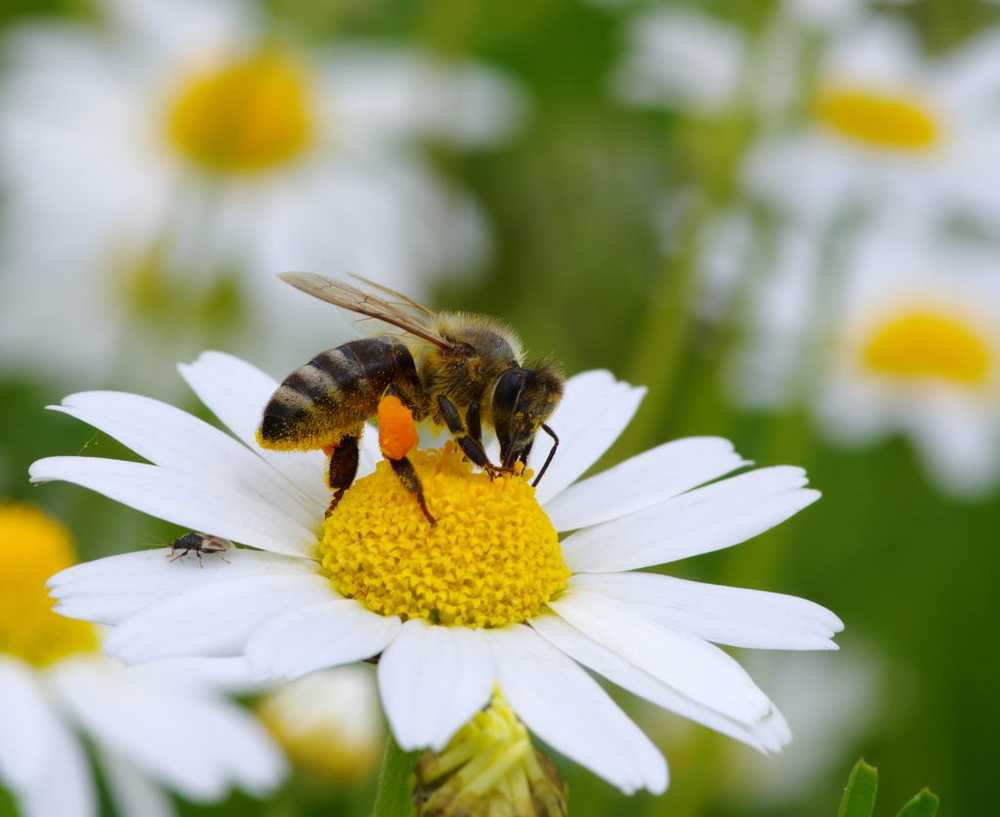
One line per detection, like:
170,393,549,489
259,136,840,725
838,759,879,817
896,789,940,817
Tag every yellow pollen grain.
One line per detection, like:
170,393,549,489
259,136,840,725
317,445,570,629
861,306,994,386
0,504,98,667
815,87,940,151
166,48,314,174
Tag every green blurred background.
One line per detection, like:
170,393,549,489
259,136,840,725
1,0,998,815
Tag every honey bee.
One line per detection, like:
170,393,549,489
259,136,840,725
168,532,233,565
257,273,564,524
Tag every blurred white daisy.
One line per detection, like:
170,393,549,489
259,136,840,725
731,219,1000,497
612,0,860,120
816,229,1000,497
33,352,842,796
0,503,285,817
721,648,882,807
258,665,382,783
745,15,1000,229
0,0,524,386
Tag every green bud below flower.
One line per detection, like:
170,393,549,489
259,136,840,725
413,692,568,817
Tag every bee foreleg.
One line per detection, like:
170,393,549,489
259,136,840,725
388,456,436,526
326,434,360,518
437,395,508,479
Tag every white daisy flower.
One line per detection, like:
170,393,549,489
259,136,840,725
0,0,524,385
32,352,842,795
744,15,1000,229
611,0,860,120
730,218,1000,498
816,229,1000,497
0,503,285,817
257,665,383,783
612,7,749,116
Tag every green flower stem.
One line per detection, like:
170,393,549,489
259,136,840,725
372,734,420,817
610,201,708,463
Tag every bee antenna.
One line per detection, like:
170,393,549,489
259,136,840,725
531,424,559,488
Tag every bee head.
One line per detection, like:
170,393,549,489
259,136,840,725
492,363,564,470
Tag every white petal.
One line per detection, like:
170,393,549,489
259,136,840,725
247,599,401,680
530,370,646,505
104,574,332,663
571,573,842,650
378,620,494,751
96,746,175,817
17,699,95,817
549,589,773,725
30,457,316,558
51,658,285,801
127,657,269,695
563,466,820,572
49,547,312,625
0,656,65,789
486,625,667,795
544,437,748,531
50,390,320,528
531,613,790,754
178,351,329,507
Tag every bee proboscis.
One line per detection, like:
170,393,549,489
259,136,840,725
168,532,233,565
257,273,564,524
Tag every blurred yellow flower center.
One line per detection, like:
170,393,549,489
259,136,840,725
0,504,98,667
258,669,380,783
318,446,570,628
861,307,994,386
167,48,314,174
816,87,939,151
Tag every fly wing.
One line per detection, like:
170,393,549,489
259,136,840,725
279,272,455,351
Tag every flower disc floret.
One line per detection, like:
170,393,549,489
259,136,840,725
317,446,570,628
860,306,994,386
0,504,98,666
167,48,314,174
815,87,940,151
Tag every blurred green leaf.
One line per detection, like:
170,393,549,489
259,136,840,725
839,759,879,817
896,789,940,817
0,786,16,817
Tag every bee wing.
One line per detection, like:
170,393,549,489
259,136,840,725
348,273,434,316
279,272,455,351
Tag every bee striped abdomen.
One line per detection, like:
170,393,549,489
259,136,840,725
258,339,407,452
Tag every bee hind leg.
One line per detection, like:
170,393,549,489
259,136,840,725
325,434,360,518
388,456,436,526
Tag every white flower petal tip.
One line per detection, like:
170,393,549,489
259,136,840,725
562,466,822,573
246,599,401,682
567,573,843,651
549,591,773,726
378,620,494,752
487,625,668,796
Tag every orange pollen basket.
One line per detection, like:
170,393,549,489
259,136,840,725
378,395,418,460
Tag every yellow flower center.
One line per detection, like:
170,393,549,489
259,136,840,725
860,306,995,386
318,446,570,629
0,504,99,667
815,87,940,151
166,48,315,174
